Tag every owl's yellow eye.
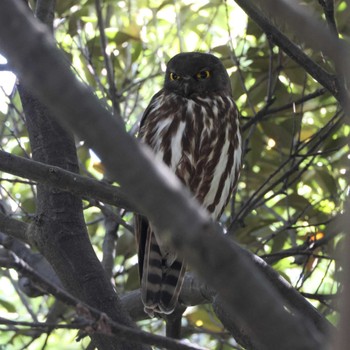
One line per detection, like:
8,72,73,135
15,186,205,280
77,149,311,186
170,72,180,81
196,70,211,79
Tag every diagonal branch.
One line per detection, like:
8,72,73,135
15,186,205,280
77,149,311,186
0,210,28,242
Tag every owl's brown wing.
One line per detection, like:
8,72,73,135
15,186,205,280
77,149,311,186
139,89,164,131
136,89,187,316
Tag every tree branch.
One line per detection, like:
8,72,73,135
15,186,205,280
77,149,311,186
0,212,28,243
34,0,55,31
242,87,328,132
318,0,338,36
94,0,121,119
0,150,134,211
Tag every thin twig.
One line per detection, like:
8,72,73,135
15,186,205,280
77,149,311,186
318,0,339,36
94,0,121,119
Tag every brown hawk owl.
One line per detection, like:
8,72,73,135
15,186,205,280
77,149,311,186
136,52,242,317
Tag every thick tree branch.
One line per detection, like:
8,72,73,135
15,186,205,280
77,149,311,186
0,150,134,211
0,211,28,243
335,202,350,350
0,2,327,348
35,0,55,31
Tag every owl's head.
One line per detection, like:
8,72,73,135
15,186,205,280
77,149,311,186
164,52,232,98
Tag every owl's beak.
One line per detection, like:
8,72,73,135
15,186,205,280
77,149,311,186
182,76,192,97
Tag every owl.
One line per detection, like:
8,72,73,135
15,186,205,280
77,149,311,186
136,52,242,317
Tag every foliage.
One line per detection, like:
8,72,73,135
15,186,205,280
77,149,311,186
0,0,349,348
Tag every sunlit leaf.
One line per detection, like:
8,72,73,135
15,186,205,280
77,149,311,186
186,308,224,333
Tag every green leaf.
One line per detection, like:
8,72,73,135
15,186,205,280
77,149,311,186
0,298,16,313
314,169,339,197
271,230,289,253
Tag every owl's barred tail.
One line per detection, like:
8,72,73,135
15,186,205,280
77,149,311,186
141,232,162,313
141,231,185,316
159,260,186,313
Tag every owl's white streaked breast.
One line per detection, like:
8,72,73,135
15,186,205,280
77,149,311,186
170,121,187,170
141,91,241,220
